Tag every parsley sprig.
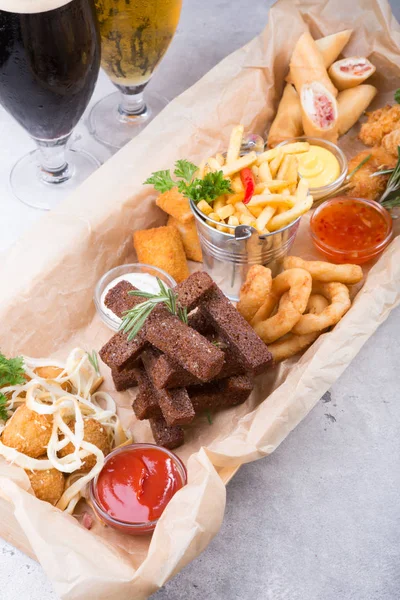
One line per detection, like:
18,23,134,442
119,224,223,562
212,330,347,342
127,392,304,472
0,392,9,422
120,278,188,341
144,159,232,205
0,352,25,423
0,352,25,388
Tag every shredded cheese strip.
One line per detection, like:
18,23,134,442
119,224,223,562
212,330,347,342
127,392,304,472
0,348,129,513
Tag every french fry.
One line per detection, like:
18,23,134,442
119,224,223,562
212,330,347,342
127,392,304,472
216,224,230,233
256,206,276,232
209,212,221,222
269,149,284,178
256,142,310,165
248,206,263,218
213,196,226,212
277,154,292,180
234,202,253,217
268,196,313,231
295,178,309,203
257,180,292,193
197,159,206,179
217,204,235,220
207,157,223,172
221,152,257,177
226,191,245,205
286,155,299,188
197,200,213,215
226,124,244,164
228,215,240,226
251,165,259,181
215,153,225,166
258,161,272,182
231,174,244,193
247,193,296,209
239,214,254,226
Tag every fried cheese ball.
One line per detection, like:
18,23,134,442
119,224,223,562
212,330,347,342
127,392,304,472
381,128,400,157
58,418,111,472
359,104,400,146
2,404,53,458
26,461,65,506
346,147,397,201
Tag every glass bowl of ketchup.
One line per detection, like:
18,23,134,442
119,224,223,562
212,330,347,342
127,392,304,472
310,197,393,265
89,444,187,535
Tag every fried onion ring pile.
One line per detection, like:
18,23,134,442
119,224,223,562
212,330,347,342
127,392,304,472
238,257,363,361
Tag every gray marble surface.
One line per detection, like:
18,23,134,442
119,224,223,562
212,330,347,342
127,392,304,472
0,1,400,599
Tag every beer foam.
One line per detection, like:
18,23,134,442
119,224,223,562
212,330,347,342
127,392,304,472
0,0,74,14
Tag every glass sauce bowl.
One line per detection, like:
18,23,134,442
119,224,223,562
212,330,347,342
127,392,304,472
310,197,393,264
89,443,187,536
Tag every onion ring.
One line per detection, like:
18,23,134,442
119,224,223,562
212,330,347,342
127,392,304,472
268,294,329,362
283,256,363,285
250,268,312,343
237,265,272,323
292,281,351,335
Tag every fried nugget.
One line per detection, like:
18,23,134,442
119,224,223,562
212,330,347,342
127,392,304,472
26,460,65,506
167,215,203,262
156,187,193,223
346,147,397,201
359,104,400,146
381,128,400,157
58,418,110,472
2,404,53,458
133,225,189,283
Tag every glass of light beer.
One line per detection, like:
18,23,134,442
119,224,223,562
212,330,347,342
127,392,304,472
0,0,101,210
89,0,182,149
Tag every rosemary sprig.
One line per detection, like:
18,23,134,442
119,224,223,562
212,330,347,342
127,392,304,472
212,340,228,350
205,409,213,425
120,278,187,341
87,350,100,376
377,146,400,210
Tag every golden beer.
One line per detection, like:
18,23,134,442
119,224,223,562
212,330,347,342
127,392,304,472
94,0,182,87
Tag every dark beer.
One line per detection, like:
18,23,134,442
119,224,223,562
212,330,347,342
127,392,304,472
0,0,100,140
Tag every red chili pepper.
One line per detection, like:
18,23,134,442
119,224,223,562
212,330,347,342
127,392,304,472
240,167,255,204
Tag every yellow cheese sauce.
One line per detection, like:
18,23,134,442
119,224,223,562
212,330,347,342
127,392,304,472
297,145,340,188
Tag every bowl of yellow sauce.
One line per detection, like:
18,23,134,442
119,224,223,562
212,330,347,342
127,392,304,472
277,137,348,200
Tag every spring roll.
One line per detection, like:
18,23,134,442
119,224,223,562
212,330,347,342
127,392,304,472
268,84,303,147
300,81,339,142
287,29,352,83
337,84,377,136
289,32,337,97
329,57,376,90
315,30,353,67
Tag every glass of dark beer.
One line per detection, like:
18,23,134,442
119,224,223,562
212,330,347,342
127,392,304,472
89,0,182,150
0,0,101,210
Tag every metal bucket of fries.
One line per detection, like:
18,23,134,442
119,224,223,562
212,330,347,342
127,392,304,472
191,200,300,301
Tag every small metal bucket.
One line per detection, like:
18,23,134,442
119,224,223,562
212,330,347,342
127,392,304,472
191,200,300,301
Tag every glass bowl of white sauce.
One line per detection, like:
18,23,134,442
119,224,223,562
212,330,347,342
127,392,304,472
94,263,177,330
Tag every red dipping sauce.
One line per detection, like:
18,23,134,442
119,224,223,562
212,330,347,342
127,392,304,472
90,444,187,535
310,197,393,264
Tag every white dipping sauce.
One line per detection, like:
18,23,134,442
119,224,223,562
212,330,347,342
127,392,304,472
100,272,161,322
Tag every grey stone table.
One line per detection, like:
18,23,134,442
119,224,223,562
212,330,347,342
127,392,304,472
0,1,399,599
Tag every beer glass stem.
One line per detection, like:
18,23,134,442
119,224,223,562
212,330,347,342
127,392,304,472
35,135,72,184
118,88,147,119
